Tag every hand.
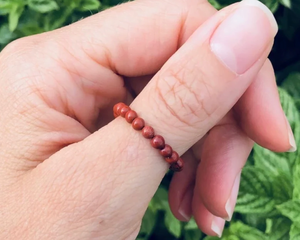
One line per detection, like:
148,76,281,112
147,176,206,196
0,0,293,239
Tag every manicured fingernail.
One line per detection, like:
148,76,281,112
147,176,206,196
285,116,297,152
240,0,278,35
210,0,277,74
211,216,225,237
225,171,241,221
178,185,193,221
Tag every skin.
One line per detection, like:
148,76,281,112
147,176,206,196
0,0,293,239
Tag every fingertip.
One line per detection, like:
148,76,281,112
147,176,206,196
193,194,225,237
235,59,292,152
168,150,198,222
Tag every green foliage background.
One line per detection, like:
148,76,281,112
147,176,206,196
1,0,300,239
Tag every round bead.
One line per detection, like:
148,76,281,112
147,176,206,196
142,126,155,139
120,106,130,117
169,158,184,172
125,110,138,123
160,144,173,158
132,117,145,130
150,135,165,149
113,102,126,116
165,151,178,164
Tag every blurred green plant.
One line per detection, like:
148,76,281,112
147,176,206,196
0,0,300,239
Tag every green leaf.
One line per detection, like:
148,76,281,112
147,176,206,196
203,236,221,240
77,0,101,11
282,72,300,100
260,0,279,12
282,73,300,113
272,171,293,202
229,221,268,240
208,0,223,9
277,200,300,223
9,3,24,32
253,144,291,176
149,187,169,211
139,208,157,238
184,218,198,230
266,218,291,240
183,229,202,240
290,223,300,240
164,207,182,238
242,214,266,231
0,24,17,44
280,0,292,8
0,0,13,15
235,166,276,215
28,0,59,13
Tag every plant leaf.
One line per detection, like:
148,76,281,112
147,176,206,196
139,208,157,238
290,223,300,240
272,171,293,202
149,187,169,211
229,221,268,240
77,0,101,11
183,229,202,240
253,144,291,176
266,218,291,240
282,72,300,100
9,3,24,32
277,200,300,223
261,0,279,12
164,207,182,238
28,0,59,13
184,218,198,230
235,166,277,215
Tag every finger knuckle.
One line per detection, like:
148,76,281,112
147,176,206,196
155,68,215,127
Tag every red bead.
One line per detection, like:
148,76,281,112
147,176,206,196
165,151,178,164
169,158,184,172
142,126,155,139
113,102,126,117
132,117,145,130
160,144,173,158
151,135,165,149
120,106,130,117
125,110,138,123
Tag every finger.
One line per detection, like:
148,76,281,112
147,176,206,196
234,59,296,152
0,0,216,172
168,150,198,222
27,1,277,238
195,114,253,221
193,192,226,237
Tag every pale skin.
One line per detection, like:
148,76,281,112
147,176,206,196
0,0,296,239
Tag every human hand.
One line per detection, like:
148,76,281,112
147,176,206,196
0,0,294,239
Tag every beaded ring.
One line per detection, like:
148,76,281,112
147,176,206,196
113,102,184,172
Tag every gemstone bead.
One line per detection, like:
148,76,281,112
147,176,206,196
113,102,125,116
125,110,138,123
169,158,184,172
120,106,130,117
142,126,155,139
132,117,145,130
160,144,172,158
151,135,165,149
165,151,178,164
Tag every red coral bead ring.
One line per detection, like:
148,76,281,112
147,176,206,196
113,102,184,172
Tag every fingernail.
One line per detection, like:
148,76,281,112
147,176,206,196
211,216,225,238
178,185,193,221
210,0,278,74
240,0,278,35
225,171,241,221
285,116,297,152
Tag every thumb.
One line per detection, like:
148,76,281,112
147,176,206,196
33,0,277,239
